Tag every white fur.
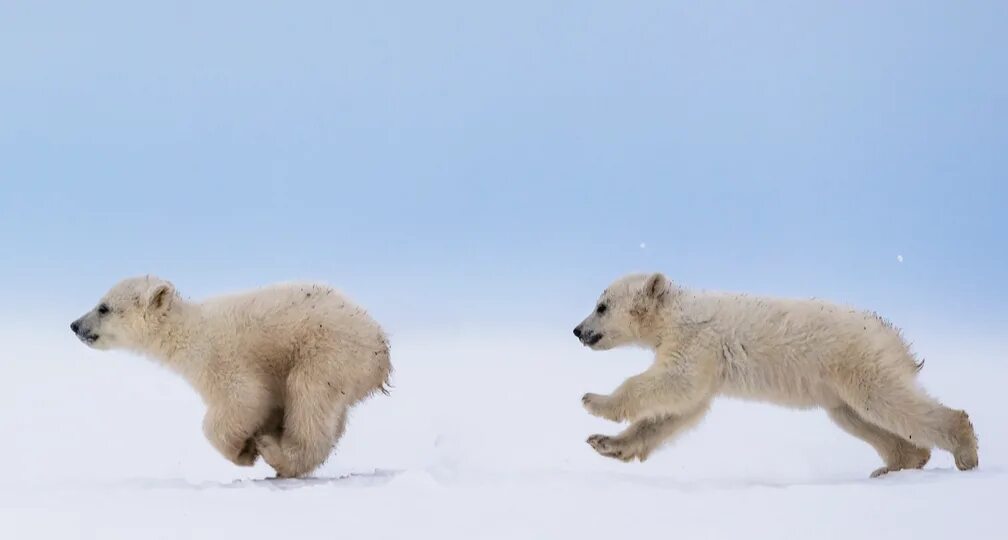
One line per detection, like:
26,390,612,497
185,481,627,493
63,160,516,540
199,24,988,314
575,273,978,477
71,276,391,478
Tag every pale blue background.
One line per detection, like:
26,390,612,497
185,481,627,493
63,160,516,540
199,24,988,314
1,2,1005,335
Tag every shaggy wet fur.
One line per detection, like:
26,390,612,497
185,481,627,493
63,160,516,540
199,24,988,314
574,273,978,477
71,276,391,478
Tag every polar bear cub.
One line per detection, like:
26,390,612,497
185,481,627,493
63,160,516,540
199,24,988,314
71,276,391,478
573,272,978,477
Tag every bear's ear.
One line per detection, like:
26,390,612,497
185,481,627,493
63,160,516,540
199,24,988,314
147,282,176,311
645,272,668,300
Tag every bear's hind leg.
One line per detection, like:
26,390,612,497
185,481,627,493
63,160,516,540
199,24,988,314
827,404,930,478
834,374,978,471
257,372,347,478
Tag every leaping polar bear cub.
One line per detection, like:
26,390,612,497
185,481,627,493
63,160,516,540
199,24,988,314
71,276,391,478
573,272,978,477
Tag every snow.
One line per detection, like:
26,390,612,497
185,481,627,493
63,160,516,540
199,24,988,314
1,323,1004,539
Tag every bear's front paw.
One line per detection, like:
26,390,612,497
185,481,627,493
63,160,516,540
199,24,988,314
586,434,639,463
233,438,259,467
255,434,294,477
582,393,621,422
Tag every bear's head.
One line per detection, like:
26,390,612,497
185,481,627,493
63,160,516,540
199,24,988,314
70,276,178,351
573,272,675,350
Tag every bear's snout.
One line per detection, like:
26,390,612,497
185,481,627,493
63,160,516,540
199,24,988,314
574,325,603,347
70,318,99,345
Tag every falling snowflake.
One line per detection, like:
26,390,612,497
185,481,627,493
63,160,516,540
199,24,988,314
640,242,647,249
896,255,904,263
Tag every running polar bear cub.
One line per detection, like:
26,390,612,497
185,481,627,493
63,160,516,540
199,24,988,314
574,273,978,478
70,276,391,478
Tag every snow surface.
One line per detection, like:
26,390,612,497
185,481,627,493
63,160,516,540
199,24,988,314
1,323,1004,539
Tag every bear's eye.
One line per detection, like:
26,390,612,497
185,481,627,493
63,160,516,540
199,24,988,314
596,303,607,315
97,304,110,316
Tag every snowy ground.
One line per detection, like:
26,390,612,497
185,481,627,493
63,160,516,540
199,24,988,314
0,321,1004,539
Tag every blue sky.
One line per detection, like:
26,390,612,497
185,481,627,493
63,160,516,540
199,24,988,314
1,2,1005,334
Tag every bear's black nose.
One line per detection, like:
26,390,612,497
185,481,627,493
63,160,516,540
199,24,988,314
70,321,80,334
573,326,583,339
